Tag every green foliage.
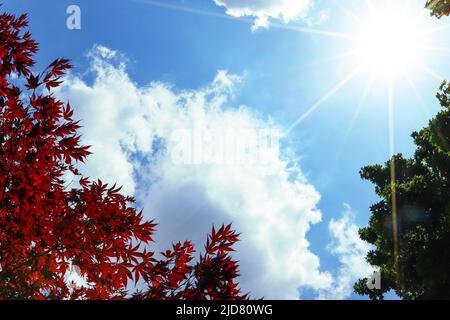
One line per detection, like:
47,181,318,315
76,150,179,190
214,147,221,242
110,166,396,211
354,81,450,300
426,0,450,18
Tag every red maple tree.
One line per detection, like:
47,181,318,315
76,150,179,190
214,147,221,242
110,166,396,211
0,11,246,300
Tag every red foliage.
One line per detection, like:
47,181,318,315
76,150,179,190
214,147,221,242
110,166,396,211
0,11,246,300
134,224,247,300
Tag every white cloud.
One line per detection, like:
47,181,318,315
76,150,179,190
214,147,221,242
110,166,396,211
55,45,339,299
317,204,374,300
56,45,373,300
213,0,317,31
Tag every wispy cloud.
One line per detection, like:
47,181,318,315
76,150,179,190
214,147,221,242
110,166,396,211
317,204,374,299
213,0,326,31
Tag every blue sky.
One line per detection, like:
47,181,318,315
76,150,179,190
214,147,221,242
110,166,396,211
4,0,450,299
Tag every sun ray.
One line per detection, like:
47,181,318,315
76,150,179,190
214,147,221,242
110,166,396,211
303,50,358,68
133,0,230,19
332,0,362,24
333,74,374,164
269,22,358,40
343,74,375,142
402,71,433,118
387,77,395,157
414,59,446,81
422,22,450,35
286,68,360,134
132,0,358,40
387,76,401,290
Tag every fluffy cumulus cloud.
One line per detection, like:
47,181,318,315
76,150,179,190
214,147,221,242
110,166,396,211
213,0,319,31
56,45,369,299
317,205,375,299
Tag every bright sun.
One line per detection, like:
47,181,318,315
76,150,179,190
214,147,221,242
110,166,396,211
355,4,426,77
287,0,445,133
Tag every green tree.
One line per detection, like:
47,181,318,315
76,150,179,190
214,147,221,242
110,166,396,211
426,0,450,18
354,81,450,300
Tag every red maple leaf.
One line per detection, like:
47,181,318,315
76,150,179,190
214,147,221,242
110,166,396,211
0,10,247,300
